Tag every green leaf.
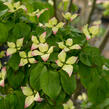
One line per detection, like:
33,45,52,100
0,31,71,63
88,78,108,103
35,26,45,35
34,102,63,109
78,62,99,88
60,71,76,95
0,9,8,17
47,90,66,106
0,1,8,11
79,46,103,67
0,98,5,109
34,102,51,109
40,70,61,99
0,23,8,43
0,1,8,17
14,91,25,109
79,62,109,104
7,69,24,89
52,105,64,109
0,91,25,109
4,94,17,109
79,51,92,66
24,1,54,23
71,3,78,12
55,90,66,105
33,1,53,23
8,23,31,42
95,98,109,109
79,62,92,88
8,53,20,70
60,26,86,46
30,63,47,91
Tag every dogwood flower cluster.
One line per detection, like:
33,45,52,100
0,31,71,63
31,32,54,62
7,38,24,56
58,38,81,52
21,86,42,108
0,67,6,87
63,12,78,21
56,38,81,77
0,51,5,58
27,8,48,18
102,65,109,71
82,21,101,40
6,32,54,67
63,99,75,109
4,1,27,12
45,17,64,34
6,33,80,76
56,50,77,77
31,32,46,50
19,51,37,67
4,1,48,19
78,93,87,101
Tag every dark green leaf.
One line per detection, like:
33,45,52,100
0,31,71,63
8,23,31,42
14,91,25,109
88,78,108,103
8,53,20,70
79,62,100,88
34,102,51,109
0,98,5,109
0,23,8,43
7,69,24,89
4,94,17,109
40,70,61,99
60,71,76,95
52,105,64,109
0,1,8,17
79,46,103,67
56,90,66,105
0,1,8,11
30,63,47,91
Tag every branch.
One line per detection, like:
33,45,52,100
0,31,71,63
71,74,85,108
87,0,97,25
80,0,88,25
67,0,73,12
53,0,59,21
98,25,109,52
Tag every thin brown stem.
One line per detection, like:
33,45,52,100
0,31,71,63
98,25,109,52
53,0,59,21
80,0,88,25
71,74,85,109
87,0,97,25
